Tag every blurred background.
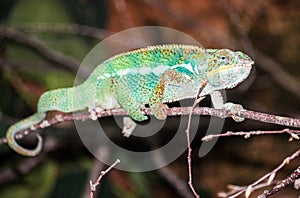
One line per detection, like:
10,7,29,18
0,0,299,197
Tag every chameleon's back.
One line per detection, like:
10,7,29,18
84,44,208,121
92,44,206,75
88,45,207,99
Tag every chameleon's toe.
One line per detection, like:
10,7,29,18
150,104,167,120
130,112,148,122
224,102,245,122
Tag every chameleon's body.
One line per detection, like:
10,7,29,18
6,44,253,156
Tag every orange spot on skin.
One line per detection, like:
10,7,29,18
151,83,165,104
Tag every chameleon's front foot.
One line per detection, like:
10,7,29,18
224,102,245,122
150,103,168,120
89,107,103,121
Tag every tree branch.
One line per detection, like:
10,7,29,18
1,106,300,146
0,26,80,73
16,23,110,39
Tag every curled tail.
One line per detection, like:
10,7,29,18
7,85,88,156
6,112,46,156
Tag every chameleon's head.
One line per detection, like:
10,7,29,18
206,49,254,89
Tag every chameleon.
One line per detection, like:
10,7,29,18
6,44,254,156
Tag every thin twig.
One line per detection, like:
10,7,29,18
258,166,300,197
255,51,300,100
157,167,194,198
185,80,208,197
218,180,281,198
218,0,254,57
112,0,134,28
89,159,120,198
202,129,300,142
218,148,300,198
82,146,109,198
152,150,195,198
139,0,237,48
16,23,110,39
0,26,81,73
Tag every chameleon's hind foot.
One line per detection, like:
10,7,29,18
122,117,137,137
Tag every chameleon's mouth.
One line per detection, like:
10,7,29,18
240,60,254,67
219,60,254,71
207,60,254,79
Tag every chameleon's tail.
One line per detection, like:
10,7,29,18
37,86,87,113
6,112,46,156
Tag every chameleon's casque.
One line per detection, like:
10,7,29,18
6,44,254,156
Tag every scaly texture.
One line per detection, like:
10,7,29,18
6,44,254,156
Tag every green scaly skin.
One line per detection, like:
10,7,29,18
6,44,254,156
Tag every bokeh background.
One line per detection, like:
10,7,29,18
0,0,299,197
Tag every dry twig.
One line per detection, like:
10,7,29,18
258,166,300,197
0,26,80,73
16,23,110,39
89,159,120,198
157,166,194,198
218,148,300,198
184,80,208,197
202,129,300,142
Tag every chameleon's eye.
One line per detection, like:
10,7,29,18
220,55,228,65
